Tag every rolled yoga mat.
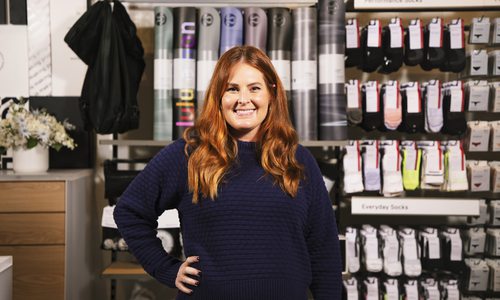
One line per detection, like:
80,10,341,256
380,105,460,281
292,7,317,141
267,8,294,125
244,7,267,52
220,7,243,56
173,7,197,139
318,0,347,140
197,7,220,111
153,7,173,140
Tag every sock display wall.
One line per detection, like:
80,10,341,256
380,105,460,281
341,5,500,299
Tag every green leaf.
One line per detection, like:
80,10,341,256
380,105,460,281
27,137,38,149
53,143,62,152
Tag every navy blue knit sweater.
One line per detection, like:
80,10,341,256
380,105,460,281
114,139,342,300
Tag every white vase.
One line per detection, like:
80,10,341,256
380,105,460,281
12,145,49,173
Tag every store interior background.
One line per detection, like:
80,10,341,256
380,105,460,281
1,0,499,299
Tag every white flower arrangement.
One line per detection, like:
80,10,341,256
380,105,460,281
0,100,77,153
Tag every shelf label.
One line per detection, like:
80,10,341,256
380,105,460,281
354,0,500,9
351,197,480,216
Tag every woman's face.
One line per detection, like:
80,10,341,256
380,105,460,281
221,62,271,142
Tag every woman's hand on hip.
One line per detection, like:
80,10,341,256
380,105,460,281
175,256,202,294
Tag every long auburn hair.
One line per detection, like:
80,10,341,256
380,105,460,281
183,46,304,203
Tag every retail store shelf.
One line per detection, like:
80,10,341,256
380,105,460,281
102,261,149,280
99,139,348,147
345,190,500,200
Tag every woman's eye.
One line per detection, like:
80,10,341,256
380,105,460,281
226,87,238,92
250,86,261,92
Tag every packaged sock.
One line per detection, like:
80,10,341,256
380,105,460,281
346,79,363,125
421,18,445,71
440,19,466,73
360,20,383,72
343,277,360,300
438,279,460,300
382,81,402,130
491,121,500,151
404,19,424,66
466,121,490,152
464,258,489,292
361,81,383,131
401,82,424,133
440,227,464,273
360,224,383,272
381,140,403,197
418,227,442,271
380,17,404,73
361,141,381,192
465,80,490,112
485,258,500,292
378,225,402,276
402,142,421,190
363,277,380,300
345,227,361,273
403,279,420,300
420,278,441,300
490,161,500,192
398,227,422,277
467,160,490,192
489,200,500,226
382,278,400,300
469,17,491,44
343,141,364,194
468,49,489,76
463,227,486,256
442,81,467,136
491,18,500,46
345,18,362,68
420,142,444,190
423,80,443,133
489,50,500,76
491,82,500,112
444,141,468,191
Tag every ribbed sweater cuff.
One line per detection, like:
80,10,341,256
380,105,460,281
156,259,183,288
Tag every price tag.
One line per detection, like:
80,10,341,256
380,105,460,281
409,20,423,50
367,20,381,48
449,19,464,49
450,84,464,112
406,85,421,113
428,18,442,48
403,235,418,259
389,19,403,48
365,82,379,112
346,19,359,49
427,236,441,259
385,82,399,109
404,148,418,171
450,234,463,261
426,81,441,109
347,81,360,108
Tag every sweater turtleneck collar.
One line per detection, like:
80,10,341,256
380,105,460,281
236,140,257,153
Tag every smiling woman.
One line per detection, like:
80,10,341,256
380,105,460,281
113,46,342,300
221,63,271,141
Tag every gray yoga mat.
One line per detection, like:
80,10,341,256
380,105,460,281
318,0,347,140
173,7,197,139
244,7,267,52
220,7,243,55
197,7,220,111
267,8,293,125
292,7,317,141
153,7,173,141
